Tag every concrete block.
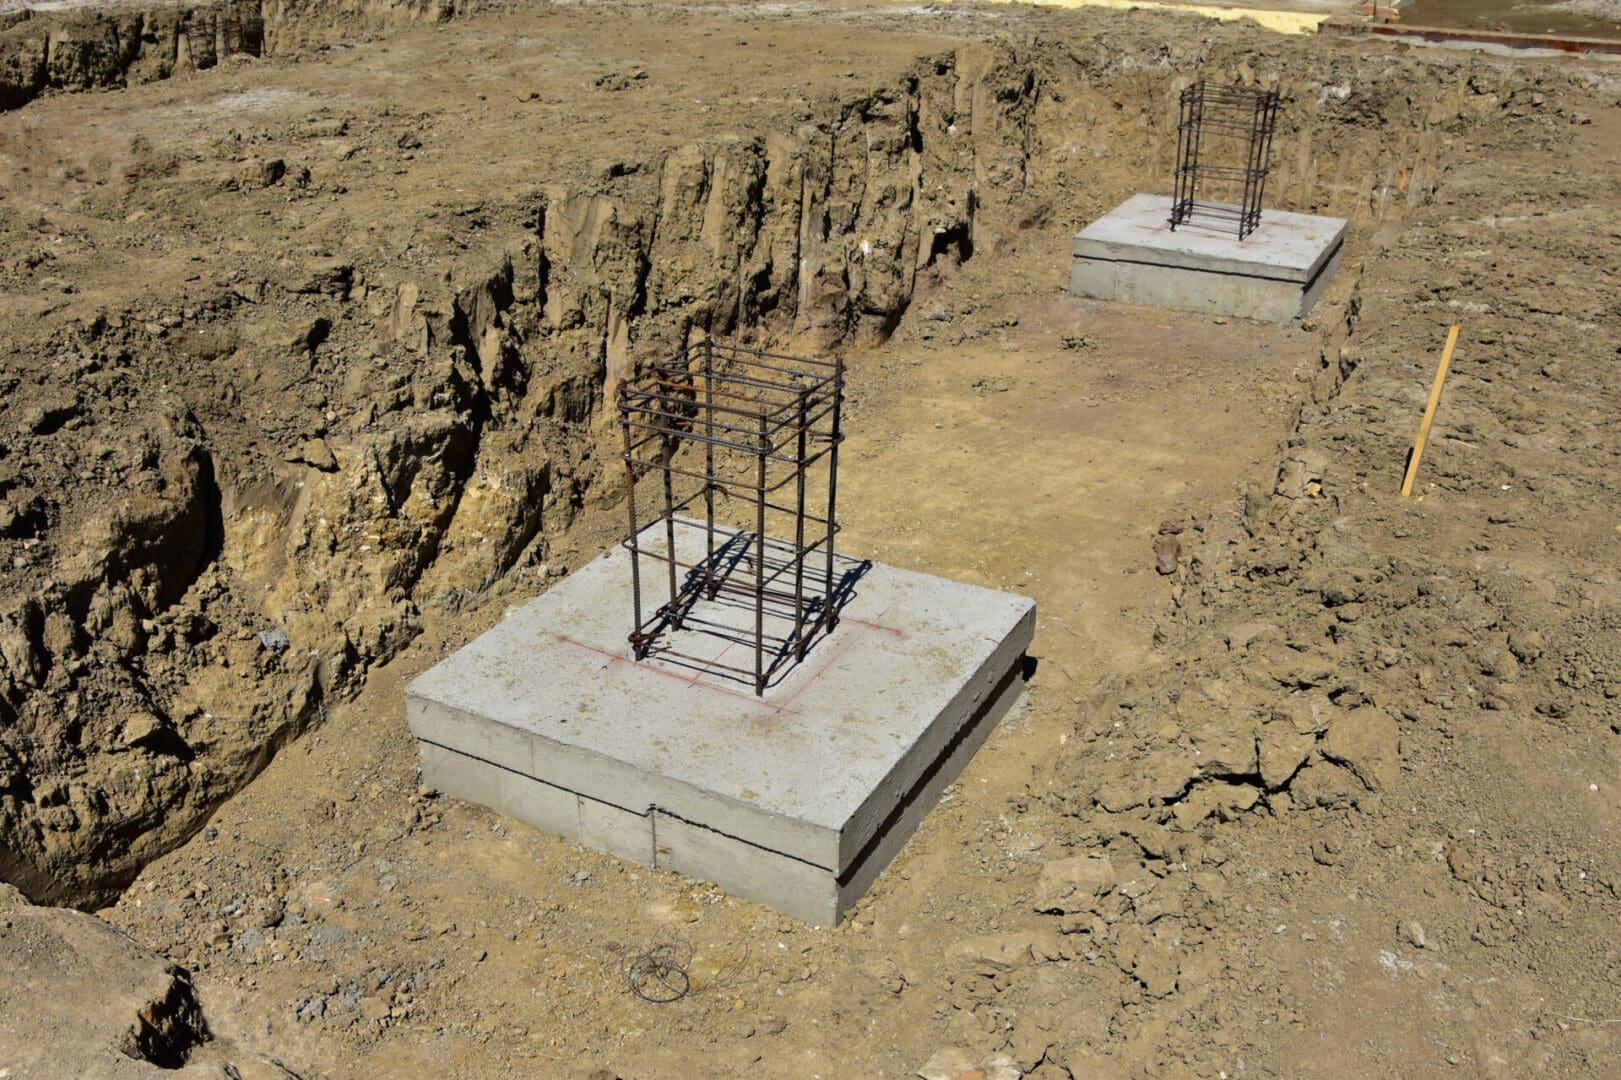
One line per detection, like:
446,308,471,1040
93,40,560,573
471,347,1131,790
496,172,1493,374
419,740,579,842
406,519,1035,924
1068,192,1347,323
579,794,655,867
652,811,837,925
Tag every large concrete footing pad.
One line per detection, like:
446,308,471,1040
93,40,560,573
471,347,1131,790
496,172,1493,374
406,521,1036,925
1069,193,1347,323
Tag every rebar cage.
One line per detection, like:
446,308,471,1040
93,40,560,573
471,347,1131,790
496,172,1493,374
1169,80,1281,241
617,340,846,696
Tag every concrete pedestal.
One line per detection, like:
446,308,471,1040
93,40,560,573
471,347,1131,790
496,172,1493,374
1069,193,1347,323
405,520,1036,925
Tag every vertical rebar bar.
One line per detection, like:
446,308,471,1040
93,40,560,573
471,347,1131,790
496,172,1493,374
619,393,645,657
824,356,844,633
1186,86,1206,223
1172,83,1194,229
754,412,769,695
793,390,809,660
1239,95,1257,238
1251,92,1279,237
661,421,680,627
703,340,717,598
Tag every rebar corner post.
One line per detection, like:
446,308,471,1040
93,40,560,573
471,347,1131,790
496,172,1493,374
824,355,845,633
1170,80,1198,231
1248,90,1281,240
792,389,810,661
754,412,770,696
617,383,646,659
1189,83,1208,220
660,415,681,630
702,340,717,598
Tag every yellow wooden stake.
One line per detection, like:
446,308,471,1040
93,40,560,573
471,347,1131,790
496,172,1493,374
1401,323,1462,497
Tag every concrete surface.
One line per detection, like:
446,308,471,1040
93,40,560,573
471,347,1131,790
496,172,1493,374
1069,192,1347,322
406,519,1036,925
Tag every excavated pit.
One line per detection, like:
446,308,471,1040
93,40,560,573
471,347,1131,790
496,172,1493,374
2,3,1620,1078
0,0,1472,910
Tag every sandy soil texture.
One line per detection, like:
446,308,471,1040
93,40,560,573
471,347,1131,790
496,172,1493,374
0,1,1617,1078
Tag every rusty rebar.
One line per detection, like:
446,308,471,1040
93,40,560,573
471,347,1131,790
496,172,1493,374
617,340,846,695
1169,80,1280,241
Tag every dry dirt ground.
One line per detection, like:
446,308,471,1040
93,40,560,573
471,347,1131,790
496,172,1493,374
0,1,1619,1078
1403,0,1621,40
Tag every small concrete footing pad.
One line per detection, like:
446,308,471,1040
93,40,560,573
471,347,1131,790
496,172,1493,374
1069,193,1347,323
406,520,1035,925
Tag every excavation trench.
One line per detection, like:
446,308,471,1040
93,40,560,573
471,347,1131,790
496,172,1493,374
0,1,1490,909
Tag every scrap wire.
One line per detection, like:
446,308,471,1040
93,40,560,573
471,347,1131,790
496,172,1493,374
619,935,753,1004
623,939,694,1002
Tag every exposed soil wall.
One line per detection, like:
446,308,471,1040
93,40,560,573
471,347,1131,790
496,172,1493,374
0,0,1596,921
0,0,482,110
0,16,1044,905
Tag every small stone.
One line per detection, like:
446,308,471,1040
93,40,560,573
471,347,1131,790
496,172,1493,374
1033,855,1116,915
238,158,286,190
120,712,166,749
258,628,291,655
947,932,1039,969
289,438,337,472
917,1047,1021,1080
284,318,331,358
1508,630,1544,664
1258,723,1315,789
1401,921,1427,949
1153,534,1180,575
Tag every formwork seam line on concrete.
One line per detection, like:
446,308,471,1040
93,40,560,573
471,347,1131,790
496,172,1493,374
649,804,834,873
420,736,846,869
421,737,840,872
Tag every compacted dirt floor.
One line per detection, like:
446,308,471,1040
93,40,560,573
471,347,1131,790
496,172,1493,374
0,1,1618,1078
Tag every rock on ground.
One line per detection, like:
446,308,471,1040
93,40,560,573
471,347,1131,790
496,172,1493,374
0,882,295,1078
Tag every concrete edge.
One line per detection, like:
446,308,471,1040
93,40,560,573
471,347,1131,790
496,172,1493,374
837,599,1037,868
416,651,1032,926
1071,227,1345,284
832,657,1031,923
406,694,844,866
1068,233,1344,324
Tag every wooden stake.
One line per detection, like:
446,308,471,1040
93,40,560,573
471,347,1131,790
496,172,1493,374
1401,323,1462,497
